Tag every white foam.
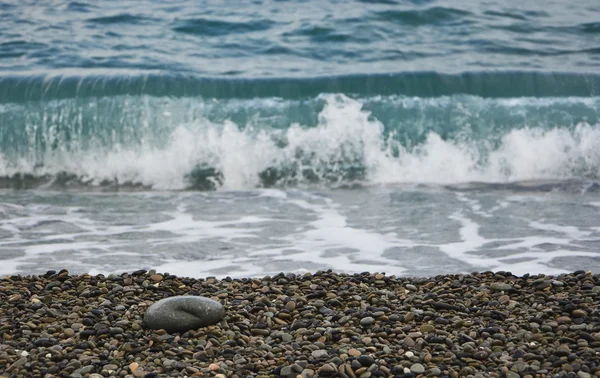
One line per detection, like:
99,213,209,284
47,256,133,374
1,94,599,190
528,220,592,239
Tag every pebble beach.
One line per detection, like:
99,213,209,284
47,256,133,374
1,270,600,378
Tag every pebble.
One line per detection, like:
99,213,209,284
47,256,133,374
102,364,119,372
404,336,415,347
318,363,336,375
281,366,294,376
410,363,425,374
143,295,225,333
557,316,572,324
572,309,587,318
491,282,513,291
348,349,361,356
312,349,329,359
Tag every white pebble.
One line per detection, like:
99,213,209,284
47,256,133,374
404,351,414,358
20,351,29,357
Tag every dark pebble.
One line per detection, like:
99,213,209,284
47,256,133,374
357,356,375,367
33,338,54,347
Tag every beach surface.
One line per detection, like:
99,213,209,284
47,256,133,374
1,270,600,378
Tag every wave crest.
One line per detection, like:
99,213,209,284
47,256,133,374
1,94,599,191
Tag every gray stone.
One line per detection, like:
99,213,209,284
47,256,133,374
109,327,124,335
7,357,27,372
102,364,119,372
312,349,329,359
77,365,95,375
360,317,375,326
281,366,295,377
144,295,225,333
490,282,513,291
410,363,424,374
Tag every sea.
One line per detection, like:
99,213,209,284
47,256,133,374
1,0,600,279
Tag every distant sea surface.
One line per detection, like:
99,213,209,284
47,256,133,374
1,0,600,278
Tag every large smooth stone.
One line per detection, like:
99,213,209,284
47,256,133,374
144,295,225,333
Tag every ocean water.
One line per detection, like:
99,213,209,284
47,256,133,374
1,0,600,278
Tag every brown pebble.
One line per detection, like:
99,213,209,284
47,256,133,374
557,316,572,323
186,366,200,374
63,328,75,337
572,309,587,318
345,364,357,378
150,274,163,282
355,367,367,375
348,349,361,357
318,364,336,374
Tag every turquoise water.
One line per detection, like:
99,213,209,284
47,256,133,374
1,1,600,277
1,0,600,188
